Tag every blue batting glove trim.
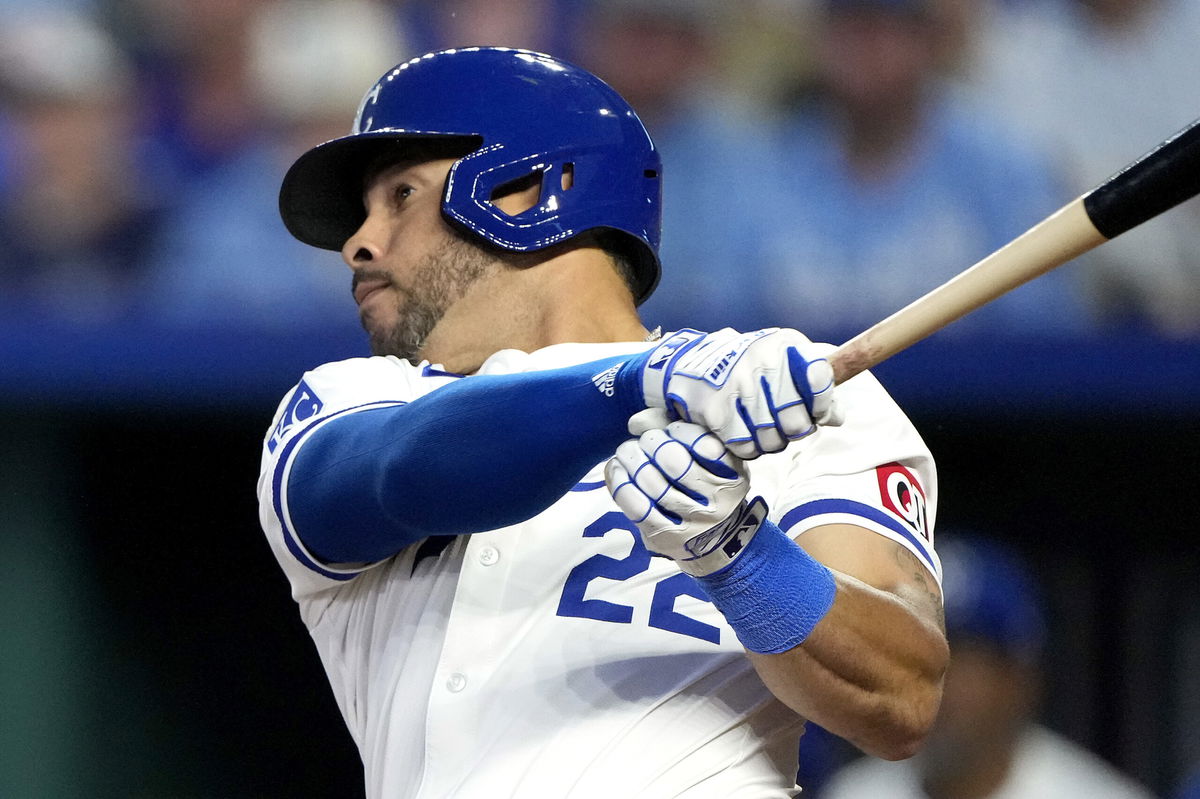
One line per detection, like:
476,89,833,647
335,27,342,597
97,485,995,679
733,397,763,451
786,346,819,417
618,329,707,415
665,392,691,422
759,375,784,434
678,428,738,481
647,439,707,505
694,519,837,654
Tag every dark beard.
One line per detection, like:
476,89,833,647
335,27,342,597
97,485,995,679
363,233,500,362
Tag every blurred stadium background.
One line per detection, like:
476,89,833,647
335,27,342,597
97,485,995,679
1,0,1198,796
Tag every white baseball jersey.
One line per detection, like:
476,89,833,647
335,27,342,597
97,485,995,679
256,340,939,799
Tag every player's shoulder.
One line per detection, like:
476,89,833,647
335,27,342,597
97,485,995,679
293,353,458,401
299,353,428,387
278,355,418,415
479,339,655,374
748,340,938,569
262,355,456,457
808,341,921,439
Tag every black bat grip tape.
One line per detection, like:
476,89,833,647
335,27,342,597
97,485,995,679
1083,118,1200,240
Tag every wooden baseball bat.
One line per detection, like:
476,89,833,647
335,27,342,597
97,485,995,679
829,117,1200,384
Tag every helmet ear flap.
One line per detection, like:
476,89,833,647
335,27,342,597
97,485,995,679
485,164,565,219
444,140,660,301
445,148,574,251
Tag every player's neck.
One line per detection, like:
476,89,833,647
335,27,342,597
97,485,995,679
418,246,649,373
532,248,650,346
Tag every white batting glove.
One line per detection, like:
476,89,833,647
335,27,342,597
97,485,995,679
638,328,843,460
604,421,769,577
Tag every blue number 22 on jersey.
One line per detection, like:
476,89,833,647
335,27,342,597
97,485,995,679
555,511,722,645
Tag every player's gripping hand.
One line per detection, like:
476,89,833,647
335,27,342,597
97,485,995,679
635,328,844,460
604,420,769,577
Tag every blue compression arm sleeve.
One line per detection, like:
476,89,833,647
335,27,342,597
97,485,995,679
286,354,647,564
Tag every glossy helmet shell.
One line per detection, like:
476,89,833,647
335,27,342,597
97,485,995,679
279,47,663,303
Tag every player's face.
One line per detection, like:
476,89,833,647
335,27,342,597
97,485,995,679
343,157,505,362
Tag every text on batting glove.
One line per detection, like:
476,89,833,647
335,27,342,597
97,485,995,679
604,420,766,577
635,328,844,460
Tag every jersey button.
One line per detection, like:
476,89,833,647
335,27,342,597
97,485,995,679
478,546,500,566
446,673,467,693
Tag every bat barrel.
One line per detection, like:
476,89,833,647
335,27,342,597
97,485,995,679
1083,117,1200,239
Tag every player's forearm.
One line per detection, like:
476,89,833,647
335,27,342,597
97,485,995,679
747,572,948,760
690,521,946,760
287,354,647,563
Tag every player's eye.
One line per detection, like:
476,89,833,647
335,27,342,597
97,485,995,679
393,184,414,206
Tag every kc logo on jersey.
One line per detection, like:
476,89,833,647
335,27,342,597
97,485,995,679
267,380,324,453
876,462,929,540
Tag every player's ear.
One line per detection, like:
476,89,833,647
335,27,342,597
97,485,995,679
490,170,544,217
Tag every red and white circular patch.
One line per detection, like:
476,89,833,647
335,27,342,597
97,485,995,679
876,462,929,540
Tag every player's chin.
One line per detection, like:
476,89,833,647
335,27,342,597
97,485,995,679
359,308,381,338
360,314,394,355
364,317,422,362
367,333,413,361
359,298,400,335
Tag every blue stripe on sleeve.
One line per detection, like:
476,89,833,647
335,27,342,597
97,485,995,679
272,401,406,580
779,498,936,574
569,480,607,492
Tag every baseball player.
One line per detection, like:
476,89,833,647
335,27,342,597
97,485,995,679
257,47,947,798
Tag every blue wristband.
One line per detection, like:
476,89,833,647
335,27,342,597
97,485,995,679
695,519,837,654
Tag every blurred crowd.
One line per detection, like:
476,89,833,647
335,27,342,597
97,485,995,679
0,0,1198,344
811,532,1166,799
2,4,1200,796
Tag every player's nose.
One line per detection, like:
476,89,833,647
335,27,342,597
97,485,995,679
341,215,386,268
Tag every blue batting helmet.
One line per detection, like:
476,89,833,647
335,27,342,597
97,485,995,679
279,47,663,303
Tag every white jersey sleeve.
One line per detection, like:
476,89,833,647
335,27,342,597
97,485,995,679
256,356,457,608
749,366,940,585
